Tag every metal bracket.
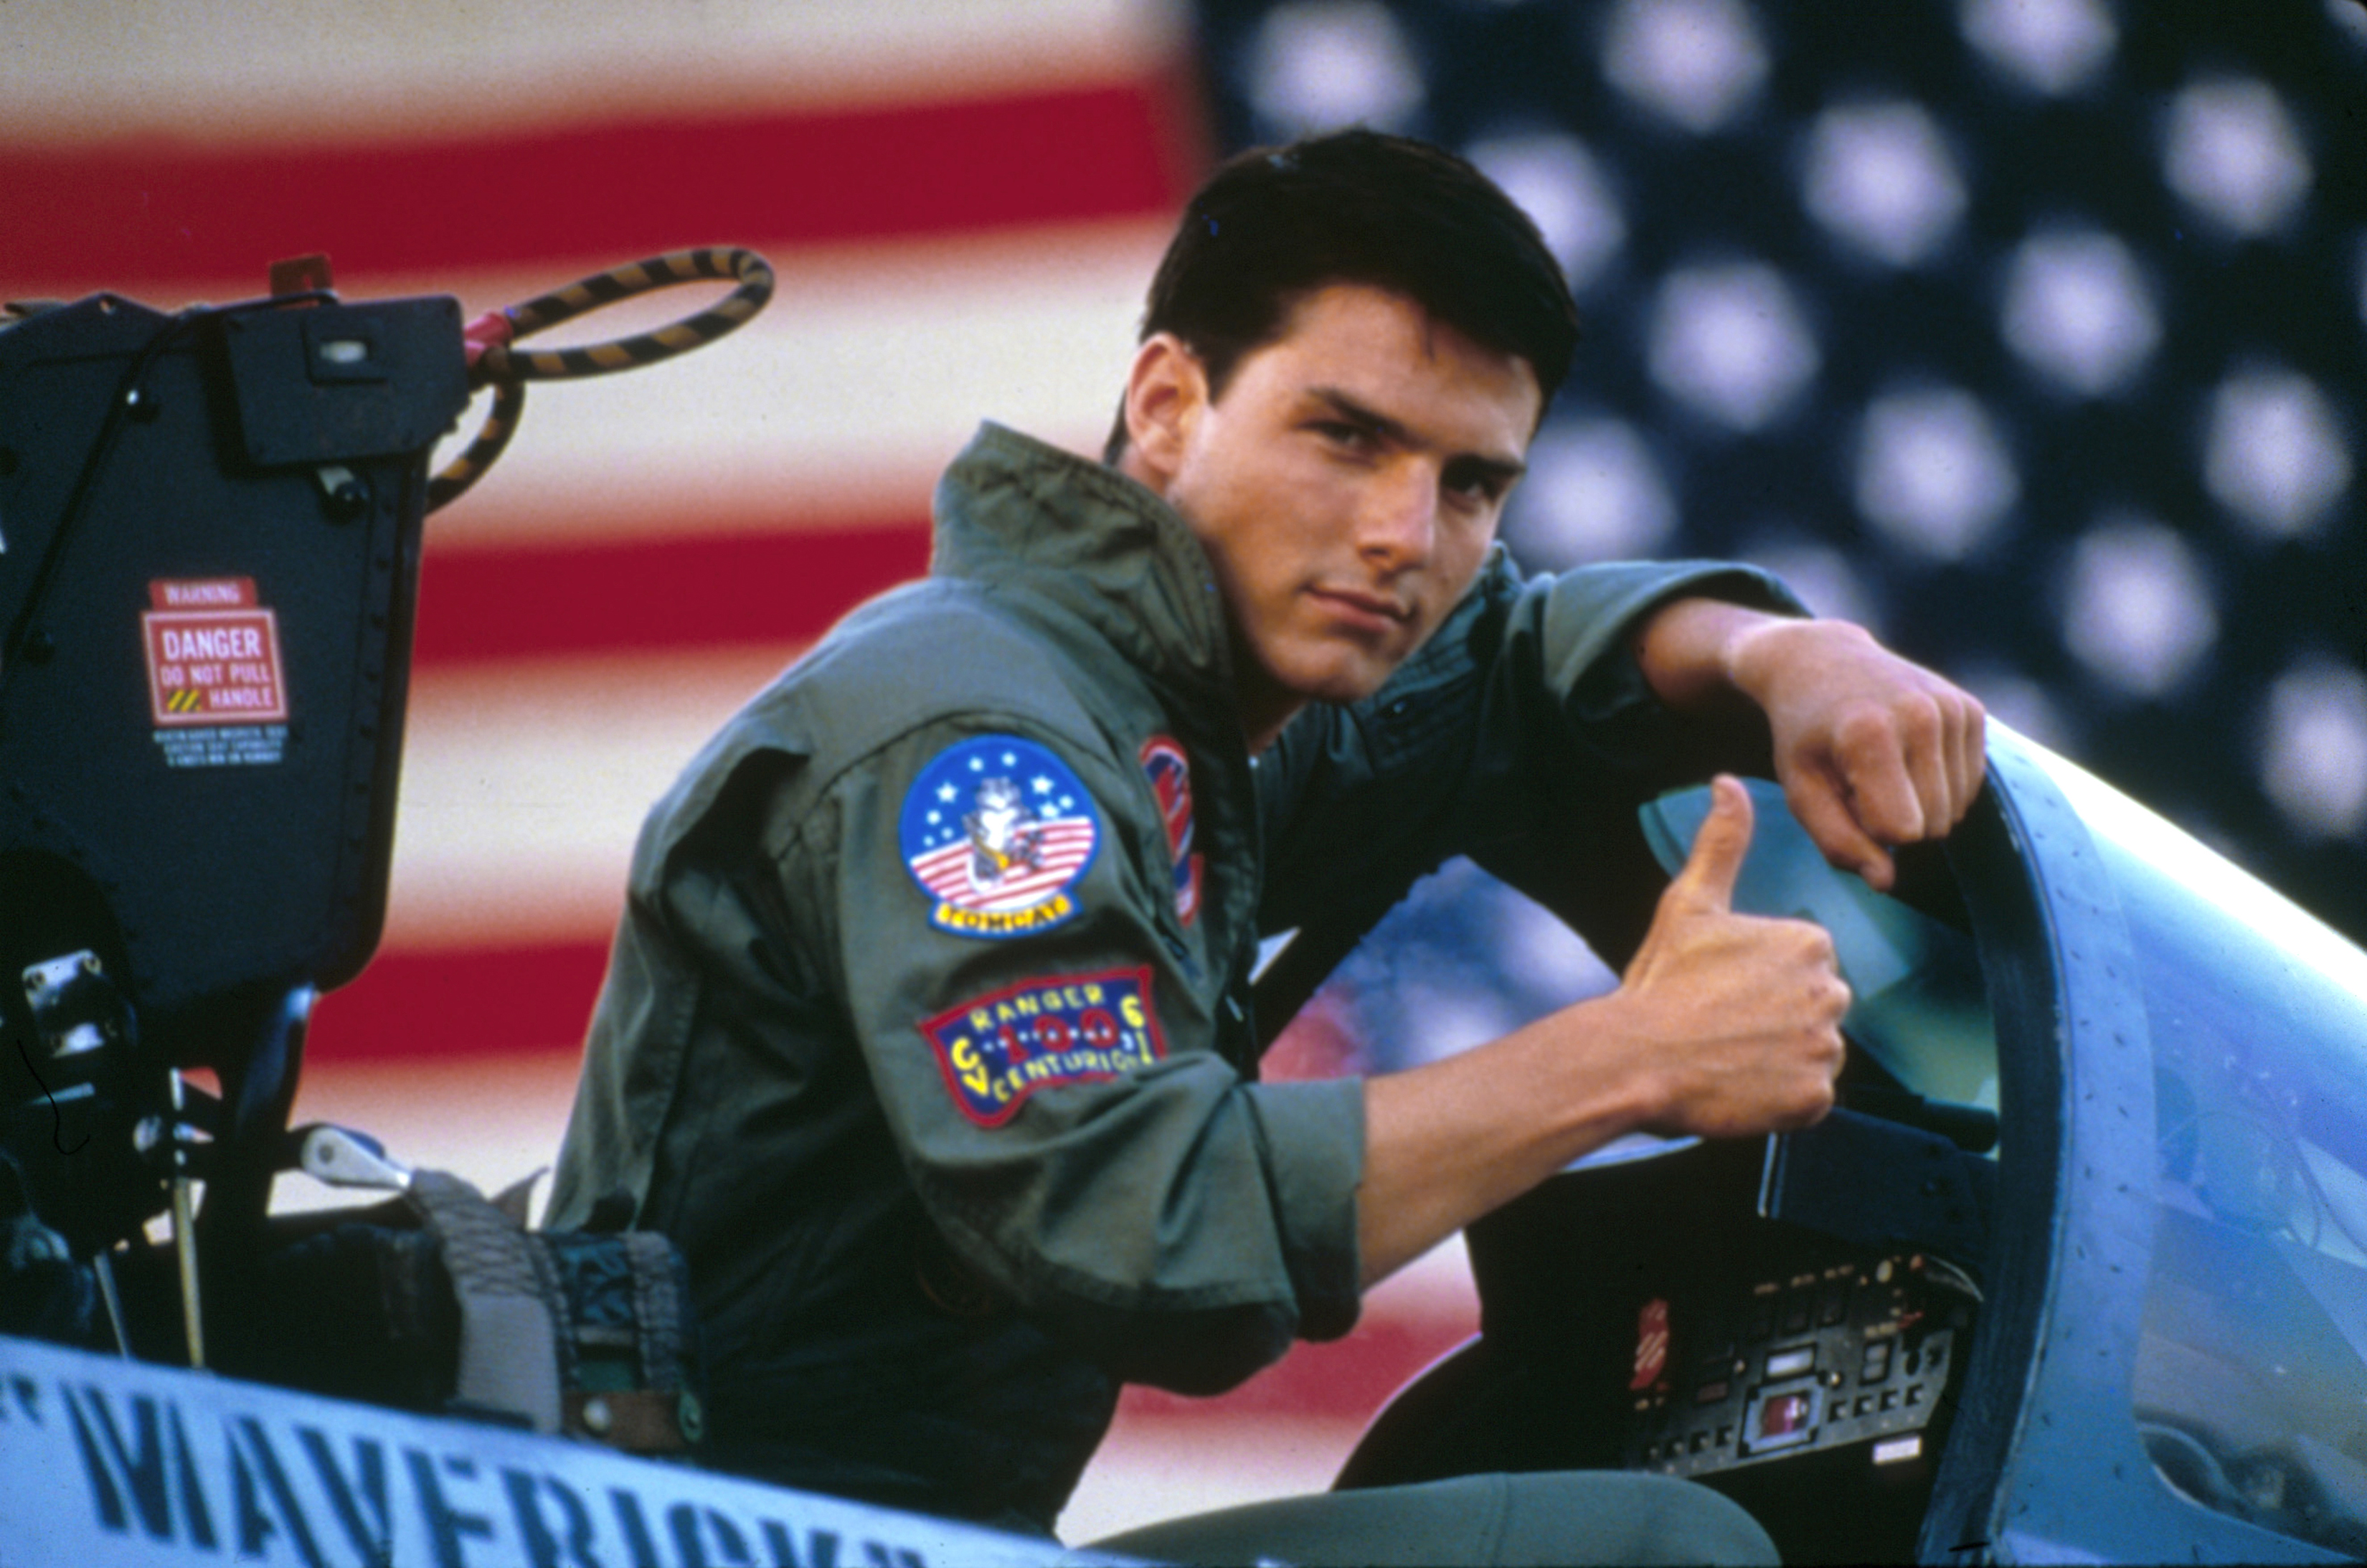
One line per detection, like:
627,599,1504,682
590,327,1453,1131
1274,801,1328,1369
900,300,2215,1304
1760,1105,1995,1271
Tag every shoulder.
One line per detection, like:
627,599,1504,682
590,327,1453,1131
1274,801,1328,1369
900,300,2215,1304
769,579,1107,762
643,580,1131,865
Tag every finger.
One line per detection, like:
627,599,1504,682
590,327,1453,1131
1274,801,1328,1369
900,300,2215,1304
1952,695,1988,818
1833,710,1925,844
1932,696,1967,827
1670,773,1754,914
1904,699,1952,839
1787,771,1895,892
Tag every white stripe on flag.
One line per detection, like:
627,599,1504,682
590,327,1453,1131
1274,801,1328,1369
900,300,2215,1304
423,222,1168,551
912,823,1099,909
0,0,1183,137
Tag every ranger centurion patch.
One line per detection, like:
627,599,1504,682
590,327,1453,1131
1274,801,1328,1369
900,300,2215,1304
917,966,1168,1126
900,734,1101,938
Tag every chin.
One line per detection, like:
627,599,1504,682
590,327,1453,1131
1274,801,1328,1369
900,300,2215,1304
1287,665,1396,707
1259,636,1415,709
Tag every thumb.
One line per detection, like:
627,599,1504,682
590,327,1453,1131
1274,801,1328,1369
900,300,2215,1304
1670,775,1754,914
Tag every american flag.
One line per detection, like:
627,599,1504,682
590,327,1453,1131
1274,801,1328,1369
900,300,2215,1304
4,0,1470,1536
1,0,1192,1080
910,818,1099,912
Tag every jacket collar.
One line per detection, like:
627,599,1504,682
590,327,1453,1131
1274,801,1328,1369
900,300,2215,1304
930,422,1238,717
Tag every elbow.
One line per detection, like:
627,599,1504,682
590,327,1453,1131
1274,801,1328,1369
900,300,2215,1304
1052,1296,1300,1395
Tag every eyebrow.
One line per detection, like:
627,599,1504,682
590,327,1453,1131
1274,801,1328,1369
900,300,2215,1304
1307,386,1529,488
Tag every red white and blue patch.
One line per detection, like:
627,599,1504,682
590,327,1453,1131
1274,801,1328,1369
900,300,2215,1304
900,735,1100,940
917,966,1168,1127
1139,735,1202,925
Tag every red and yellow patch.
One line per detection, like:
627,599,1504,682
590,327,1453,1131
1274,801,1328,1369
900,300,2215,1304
917,966,1167,1127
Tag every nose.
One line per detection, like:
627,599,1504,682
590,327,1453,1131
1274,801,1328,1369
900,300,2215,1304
1356,463,1440,570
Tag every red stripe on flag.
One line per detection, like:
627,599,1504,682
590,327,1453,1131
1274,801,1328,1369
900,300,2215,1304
411,520,932,666
4,82,1196,290
916,861,1094,907
308,941,612,1063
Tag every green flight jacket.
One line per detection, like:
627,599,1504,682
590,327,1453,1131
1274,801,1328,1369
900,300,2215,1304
547,423,1797,1530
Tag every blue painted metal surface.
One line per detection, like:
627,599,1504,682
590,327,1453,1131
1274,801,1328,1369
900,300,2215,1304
0,1333,1140,1568
1938,730,2346,1562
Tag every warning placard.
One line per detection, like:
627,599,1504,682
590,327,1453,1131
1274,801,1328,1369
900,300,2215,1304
143,577,289,728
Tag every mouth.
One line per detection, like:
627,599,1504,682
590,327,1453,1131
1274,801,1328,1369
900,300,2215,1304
1308,585,1414,630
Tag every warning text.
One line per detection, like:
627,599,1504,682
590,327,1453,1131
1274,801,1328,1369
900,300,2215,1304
143,607,288,727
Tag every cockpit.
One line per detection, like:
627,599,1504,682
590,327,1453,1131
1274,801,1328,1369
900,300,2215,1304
1331,730,2367,1563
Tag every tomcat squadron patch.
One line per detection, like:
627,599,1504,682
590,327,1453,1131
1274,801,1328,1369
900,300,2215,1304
900,734,1101,939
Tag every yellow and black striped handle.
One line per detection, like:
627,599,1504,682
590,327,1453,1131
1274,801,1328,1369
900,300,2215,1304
427,246,775,510
423,378,527,511
477,246,775,382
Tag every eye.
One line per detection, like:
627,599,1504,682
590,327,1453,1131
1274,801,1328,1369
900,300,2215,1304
1310,418,1376,451
1442,462,1511,507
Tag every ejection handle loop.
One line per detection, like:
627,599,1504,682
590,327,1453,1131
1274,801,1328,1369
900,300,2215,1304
427,246,775,511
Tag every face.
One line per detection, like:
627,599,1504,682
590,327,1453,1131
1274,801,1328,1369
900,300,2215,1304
1120,285,1541,750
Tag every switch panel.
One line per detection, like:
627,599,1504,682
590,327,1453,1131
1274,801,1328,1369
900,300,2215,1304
1622,1250,1973,1478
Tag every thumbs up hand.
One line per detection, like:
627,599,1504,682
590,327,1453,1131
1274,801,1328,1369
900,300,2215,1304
1355,775,1852,1283
1607,775,1848,1139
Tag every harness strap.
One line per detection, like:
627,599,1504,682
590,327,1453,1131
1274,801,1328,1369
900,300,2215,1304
406,1168,566,1432
623,1229,686,1396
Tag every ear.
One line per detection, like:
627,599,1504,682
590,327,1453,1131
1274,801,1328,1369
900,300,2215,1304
1118,333,1207,496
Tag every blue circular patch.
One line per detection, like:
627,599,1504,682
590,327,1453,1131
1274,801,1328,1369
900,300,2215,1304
899,735,1101,939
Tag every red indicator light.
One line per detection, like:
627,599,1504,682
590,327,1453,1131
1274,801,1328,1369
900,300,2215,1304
1758,1392,1812,1438
1631,1298,1672,1392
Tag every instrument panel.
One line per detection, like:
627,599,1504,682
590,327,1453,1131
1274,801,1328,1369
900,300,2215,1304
1620,1248,1975,1480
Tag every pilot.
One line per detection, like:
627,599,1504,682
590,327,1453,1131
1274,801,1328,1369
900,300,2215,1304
548,130,1984,1565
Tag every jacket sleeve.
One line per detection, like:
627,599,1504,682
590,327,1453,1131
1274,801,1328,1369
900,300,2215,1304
778,709,1364,1395
1252,550,1807,1019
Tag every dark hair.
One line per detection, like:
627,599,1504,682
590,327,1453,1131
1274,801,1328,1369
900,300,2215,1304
1106,129,1579,461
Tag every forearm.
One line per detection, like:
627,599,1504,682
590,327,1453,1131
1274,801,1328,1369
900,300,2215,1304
1356,997,1661,1286
1633,595,1828,713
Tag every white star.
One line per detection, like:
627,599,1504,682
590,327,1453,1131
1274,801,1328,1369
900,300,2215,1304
937,783,957,803
1032,775,1054,794
968,757,984,772
926,811,941,825
1001,751,1018,768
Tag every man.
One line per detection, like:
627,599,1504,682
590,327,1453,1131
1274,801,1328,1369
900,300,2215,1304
549,131,1983,1562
